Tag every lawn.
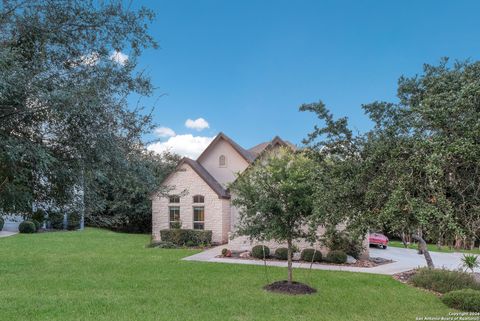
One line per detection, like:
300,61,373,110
0,228,453,321
389,240,480,255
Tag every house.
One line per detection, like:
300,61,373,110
151,132,369,257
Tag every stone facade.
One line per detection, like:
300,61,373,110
152,162,230,243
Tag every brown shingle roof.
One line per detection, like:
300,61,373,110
181,158,230,199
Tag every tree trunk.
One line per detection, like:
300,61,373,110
287,239,293,284
413,234,434,269
401,232,408,248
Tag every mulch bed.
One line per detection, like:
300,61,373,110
263,280,317,295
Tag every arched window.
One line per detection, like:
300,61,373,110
193,195,204,203
219,155,226,167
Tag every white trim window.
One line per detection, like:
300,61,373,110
193,207,205,230
193,195,204,203
169,206,180,228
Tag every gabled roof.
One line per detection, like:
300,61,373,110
164,157,230,199
247,136,296,158
196,132,256,163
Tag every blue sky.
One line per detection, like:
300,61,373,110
131,1,480,158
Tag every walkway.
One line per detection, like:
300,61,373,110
0,231,18,238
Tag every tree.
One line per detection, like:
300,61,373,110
302,59,480,268
0,0,161,221
230,148,317,284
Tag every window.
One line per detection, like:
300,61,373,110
219,155,226,167
169,195,180,203
193,207,205,230
169,206,180,228
193,195,204,203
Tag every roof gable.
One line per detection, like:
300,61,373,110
163,157,230,199
196,132,255,164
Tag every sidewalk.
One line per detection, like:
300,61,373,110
0,231,18,238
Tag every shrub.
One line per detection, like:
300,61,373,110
326,250,347,264
301,248,322,262
442,289,480,312
0,216,4,231
48,211,64,229
18,221,36,234
31,219,41,231
67,212,81,230
159,229,212,246
323,228,364,259
274,247,289,260
31,209,46,227
411,268,480,293
170,221,182,229
251,245,270,259
148,241,177,249
462,254,480,273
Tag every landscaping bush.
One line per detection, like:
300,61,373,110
31,209,46,227
323,228,364,259
301,248,322,262
48,211,64,229
442,289,480,312
411,268,480,294
67,212,81,230
0,216,4,231
18,221,36,234
251,245,270,259
159,229,212,246
326,250,347,264
275,247,289,260
148,241,177,249
31,219,41,231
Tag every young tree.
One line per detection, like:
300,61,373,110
230,148,317,284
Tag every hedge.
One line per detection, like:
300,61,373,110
274,247,289,260
411,268,480,294
48,211,64,229
67,212,81,230
160,229,212,246
19,221,36,234
251,245,270,259
442,289,480,312
326,250,347,264
0,217,4,231
301,248,322,262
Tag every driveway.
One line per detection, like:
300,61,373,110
183,245,474,275
370,246,474,273
0,231,18,238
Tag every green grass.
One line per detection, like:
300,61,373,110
0,228,453,321
389,240,480,254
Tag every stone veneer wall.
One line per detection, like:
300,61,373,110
152,162,229,244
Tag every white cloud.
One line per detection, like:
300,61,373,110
154,126,176,138
110,50,128,65
147,134,214,159
185,118,209,131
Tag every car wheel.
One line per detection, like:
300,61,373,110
383,245,387,249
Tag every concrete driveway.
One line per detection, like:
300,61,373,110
183,245,475,275
0,231,18,238
370,246,476,273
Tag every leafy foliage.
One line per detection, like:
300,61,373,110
0,216,4,230
462,254,480,273
230,148,317,283
326,250,347,264
441,289,480,312
0,0,175,232
251,245,270,259
48,211,65,230
411,268,480,293
322,228,364,259
300,249,322,262
18,221,36,233
159,229,212,246
274,248,289,260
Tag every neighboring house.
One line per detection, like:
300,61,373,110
151,132,369,257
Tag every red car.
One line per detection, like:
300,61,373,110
369,232,389,249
